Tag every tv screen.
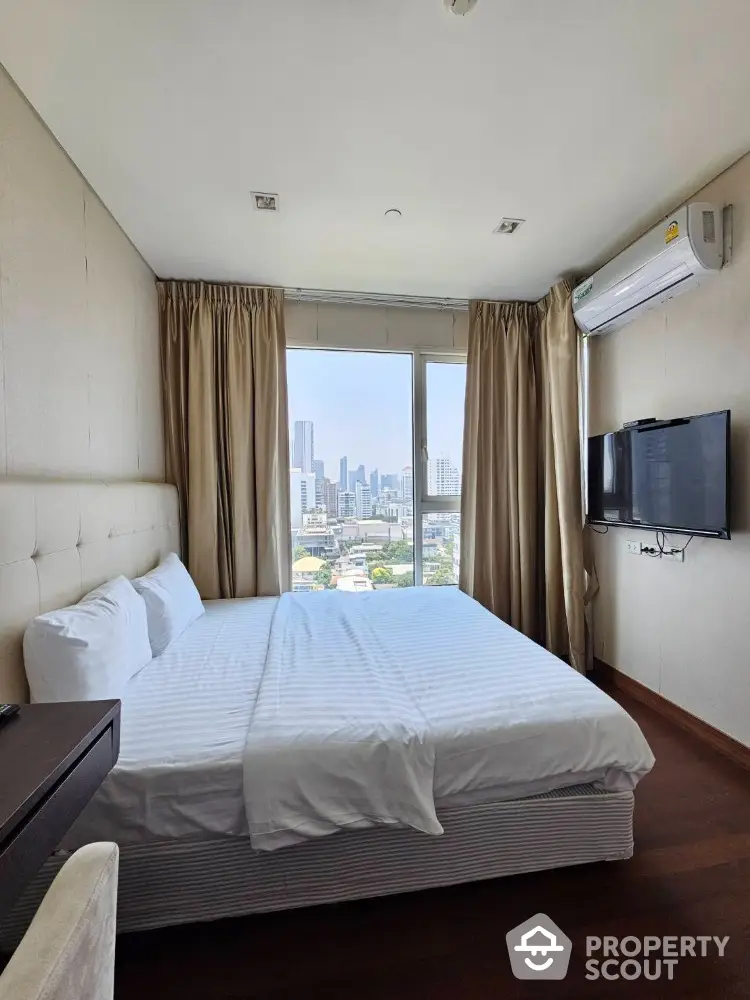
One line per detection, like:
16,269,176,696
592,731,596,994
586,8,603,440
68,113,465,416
588,410,730,538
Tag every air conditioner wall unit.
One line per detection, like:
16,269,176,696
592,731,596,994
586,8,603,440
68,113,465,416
573,202,723,336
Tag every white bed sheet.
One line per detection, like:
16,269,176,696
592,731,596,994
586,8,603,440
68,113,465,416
66,598,276,848
68,589,653,850
243,588,653,849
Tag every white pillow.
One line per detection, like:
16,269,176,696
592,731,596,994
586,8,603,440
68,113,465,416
23,576,152,703
132,553,204,657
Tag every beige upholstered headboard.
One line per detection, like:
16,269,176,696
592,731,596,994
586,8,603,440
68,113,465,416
0,480,180,702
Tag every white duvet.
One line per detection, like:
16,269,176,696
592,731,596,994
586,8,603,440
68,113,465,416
243,588,654,851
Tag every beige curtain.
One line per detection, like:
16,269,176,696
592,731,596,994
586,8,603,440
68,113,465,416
158,281,291,599
459,280,586,671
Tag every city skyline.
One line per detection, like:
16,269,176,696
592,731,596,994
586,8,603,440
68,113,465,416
286,348,464,478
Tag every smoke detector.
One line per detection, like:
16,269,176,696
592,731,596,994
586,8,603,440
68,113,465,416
444,0,478,14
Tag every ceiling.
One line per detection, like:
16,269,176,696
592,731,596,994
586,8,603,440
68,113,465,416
2,0,750,300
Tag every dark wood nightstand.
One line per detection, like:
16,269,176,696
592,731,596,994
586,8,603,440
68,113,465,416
0,701,120,916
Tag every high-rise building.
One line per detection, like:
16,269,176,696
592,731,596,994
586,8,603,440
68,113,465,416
339,456,348,489
401,466,414,503
381,473,399,493
292,421,314,473
313,459,326,507
290,469,316,529
321,478,339,516
369,469,379,499
338,490,356,519
428,456,461,496
355,481,372,519
452,529,461,583
350,465,366,492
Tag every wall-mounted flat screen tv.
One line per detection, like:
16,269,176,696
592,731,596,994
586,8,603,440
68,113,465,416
587,410,730,539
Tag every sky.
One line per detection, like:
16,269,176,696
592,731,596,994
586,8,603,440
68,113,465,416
286,348,465,481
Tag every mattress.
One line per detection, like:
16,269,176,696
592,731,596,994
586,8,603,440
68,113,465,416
68,590,653,848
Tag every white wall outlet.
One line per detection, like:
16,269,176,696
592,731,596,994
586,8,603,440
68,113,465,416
662,547,685,563
627,540,641,554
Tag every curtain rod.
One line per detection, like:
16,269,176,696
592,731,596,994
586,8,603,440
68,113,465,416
284,287,469,311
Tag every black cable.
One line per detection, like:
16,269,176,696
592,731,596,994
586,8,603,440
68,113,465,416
589,524,609,535
655,530,694,555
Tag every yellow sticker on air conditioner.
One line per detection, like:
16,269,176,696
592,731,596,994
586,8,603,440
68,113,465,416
665,220,679,244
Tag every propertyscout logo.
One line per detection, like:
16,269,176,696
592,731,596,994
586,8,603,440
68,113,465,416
584,933,730,982
505,914,729,983
506,914,572,980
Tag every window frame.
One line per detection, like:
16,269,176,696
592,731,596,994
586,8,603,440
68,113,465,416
286,344,467,589
412,351,467,586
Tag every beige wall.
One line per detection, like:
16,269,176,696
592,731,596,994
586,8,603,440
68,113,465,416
0,66,163,480
590,152,750,747
285,300,468,352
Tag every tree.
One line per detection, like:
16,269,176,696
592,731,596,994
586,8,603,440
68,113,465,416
427,568,455,587
371,566,394,585
385,540,414,564
293,545,310,562
396,571,414,588
315,563,333,589
365,540,413,565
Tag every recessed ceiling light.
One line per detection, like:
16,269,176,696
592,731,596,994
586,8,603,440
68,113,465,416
493,217,525,235
384,208,402,220
252,192,279,212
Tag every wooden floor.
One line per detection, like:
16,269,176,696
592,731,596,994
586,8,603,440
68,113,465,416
115,689,750,999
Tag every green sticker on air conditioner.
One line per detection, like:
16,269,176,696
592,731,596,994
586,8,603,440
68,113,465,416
573,277,594,304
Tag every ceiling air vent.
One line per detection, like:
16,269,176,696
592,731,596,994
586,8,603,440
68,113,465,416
493,218,525,235
252,192,279,212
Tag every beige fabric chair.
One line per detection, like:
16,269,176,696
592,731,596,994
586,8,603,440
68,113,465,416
0,844,118,1000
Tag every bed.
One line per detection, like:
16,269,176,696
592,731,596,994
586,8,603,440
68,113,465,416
0,479,653,941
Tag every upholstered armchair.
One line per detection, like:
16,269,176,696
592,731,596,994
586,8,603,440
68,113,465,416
0,844,119,1000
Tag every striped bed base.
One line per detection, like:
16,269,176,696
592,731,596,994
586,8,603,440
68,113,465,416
0,784,634,946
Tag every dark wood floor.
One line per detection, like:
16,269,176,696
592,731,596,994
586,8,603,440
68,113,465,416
115,689,750,999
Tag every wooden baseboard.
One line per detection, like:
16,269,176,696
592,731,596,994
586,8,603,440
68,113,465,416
594,658,750,771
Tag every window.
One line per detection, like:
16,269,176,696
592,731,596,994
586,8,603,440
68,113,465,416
415,356,466,586
287,348,415,592
287,346,466,592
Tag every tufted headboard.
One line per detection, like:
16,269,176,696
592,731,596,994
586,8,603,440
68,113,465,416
0,480,180,702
